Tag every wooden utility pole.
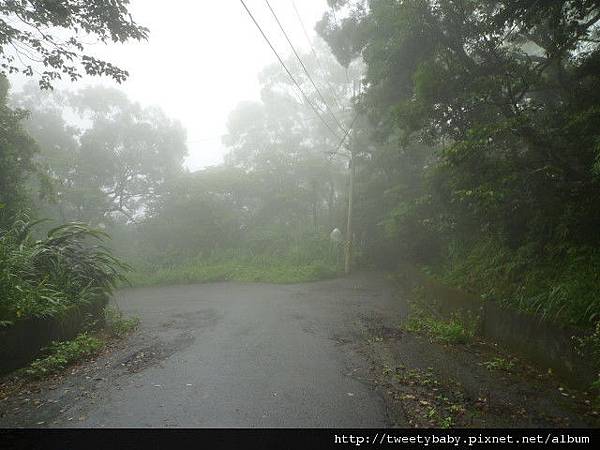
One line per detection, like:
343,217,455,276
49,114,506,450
344,138,355,275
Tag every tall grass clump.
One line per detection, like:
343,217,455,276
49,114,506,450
436,238,600,327
0,215,129,327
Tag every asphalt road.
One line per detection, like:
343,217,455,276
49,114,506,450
1,271,596,428
19,272,402,427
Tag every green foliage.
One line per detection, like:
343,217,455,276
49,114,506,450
439,239,600,326
576,321,600,390
104,306,139,338
0,0,148,89
11,85,188,227
23,333,104,379
404,305,478,345
127,256,337,288
482,357,516,372
0,216,129,325
318,0,600,325
0,77,39,226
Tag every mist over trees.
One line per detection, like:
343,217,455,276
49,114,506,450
9,84,187,227
2,0,600,325
1,0,600,372
2,0,600,430
0,39,362,278
125,44,362,270
316,0,600,325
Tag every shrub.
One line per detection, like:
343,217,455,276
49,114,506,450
24,333,104,379
438,239,600,327
0,215,129,325
104,306,140,337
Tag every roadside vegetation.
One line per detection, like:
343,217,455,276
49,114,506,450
127,259,336,287
126,243,338,287
402,288,480,345
2,0,600,396
21,306,139,380
317,1,600,331
23,333,104,380
481,357,516,373
430,241,600,327
404,309,478,345
0,217,128,328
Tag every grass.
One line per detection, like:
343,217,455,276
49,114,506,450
23,333,104,379
403,303,479,345
125,259,337,287
435,239,600,327
18,306,139,380
481,357,516,372
104,306,140,337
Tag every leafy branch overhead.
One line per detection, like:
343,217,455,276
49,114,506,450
0,0,148,88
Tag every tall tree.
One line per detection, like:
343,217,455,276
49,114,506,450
12,85,187,225
0,76,38,225
318,0,600,251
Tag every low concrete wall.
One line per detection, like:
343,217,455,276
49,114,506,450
397,264,596,387
0,297,107,375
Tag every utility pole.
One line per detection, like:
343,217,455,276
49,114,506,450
344,136,355,275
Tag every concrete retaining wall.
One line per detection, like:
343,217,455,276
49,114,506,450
397,264,596,387
0,297,107,375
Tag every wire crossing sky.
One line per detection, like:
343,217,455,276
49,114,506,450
263,0,348,136
239,0,343,141
8,0,332,171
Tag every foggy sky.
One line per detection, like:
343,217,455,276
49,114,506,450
13,0,331,171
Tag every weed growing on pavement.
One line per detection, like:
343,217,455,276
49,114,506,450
404,306,478,344
481,357,515,372
23,333,104,379
104,306,140,338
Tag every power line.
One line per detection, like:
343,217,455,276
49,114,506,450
238,0,341,141
263,0,348,135
323,112,360,161
330,112,360,156
290,0,346,113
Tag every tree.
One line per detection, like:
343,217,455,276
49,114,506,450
0,75,38,225
315,0,600,323
137,167,251,263
318,0,600,251
12,85,187,225
223,43,360,236
0,0,148,88
75,87,187,223
11,82,80,225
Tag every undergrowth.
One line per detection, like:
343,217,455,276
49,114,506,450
432,239,600,328
403,303,479,345
19,306,139,380
23,333,104,379
125,257,337,287
104,306,140,337
481,357,516,372
0,215,128,325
